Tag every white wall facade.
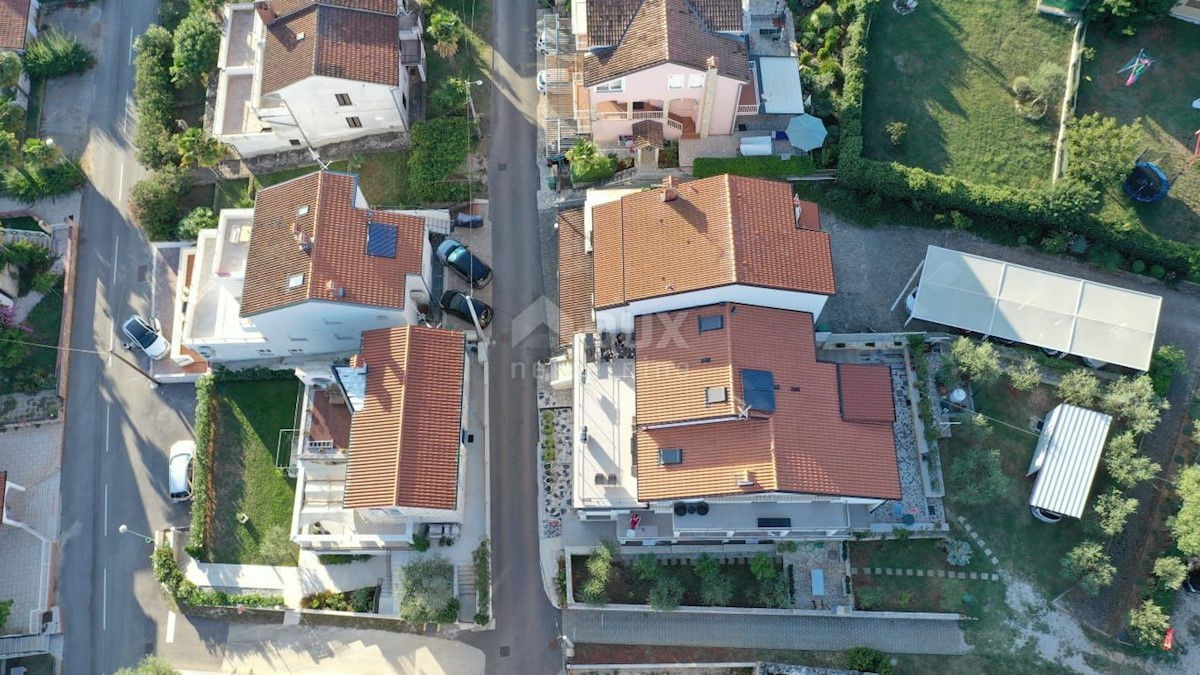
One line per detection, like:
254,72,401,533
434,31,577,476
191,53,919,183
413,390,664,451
595,284,829,333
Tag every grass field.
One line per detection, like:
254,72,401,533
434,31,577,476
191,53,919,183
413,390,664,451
862,0,1074,188
1076,20,1200,245
206,380,301,565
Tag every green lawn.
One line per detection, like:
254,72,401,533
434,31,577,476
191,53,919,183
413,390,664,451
1076,20,1200,245
850,536,996,614
206,379,301,565
0,279,63,396
862,0,1073,188
942,381,1088,595
425,0,493,119
248,151,411,207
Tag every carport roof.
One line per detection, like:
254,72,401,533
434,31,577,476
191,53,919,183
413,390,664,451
911,246,1162,371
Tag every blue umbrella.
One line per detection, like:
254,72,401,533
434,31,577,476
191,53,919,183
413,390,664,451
785,114,828,151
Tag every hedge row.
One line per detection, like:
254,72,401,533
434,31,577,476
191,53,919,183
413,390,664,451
408,117,472,204
692,155,815,179
186,374,216,557
152,546,283,608
833,0,1200,282
212,364,296,382
133,25,180,168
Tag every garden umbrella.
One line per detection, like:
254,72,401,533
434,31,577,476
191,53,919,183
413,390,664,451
785,114,827,151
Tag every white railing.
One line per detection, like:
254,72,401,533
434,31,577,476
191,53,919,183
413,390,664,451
0,228,50,247
736,104,759,115
666,118,684,132
595,167,638,188
593,110,667,121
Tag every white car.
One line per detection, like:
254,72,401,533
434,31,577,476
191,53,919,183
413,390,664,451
537,70,548,94
168,440,195,503
122,315,170,360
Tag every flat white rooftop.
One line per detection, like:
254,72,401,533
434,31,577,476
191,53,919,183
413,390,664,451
572,333,640,508
911,245,1162,371
183,210,264,344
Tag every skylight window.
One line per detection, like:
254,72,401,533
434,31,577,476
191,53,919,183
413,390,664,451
287,273,304,289
659,448,683,465
698,315,724,332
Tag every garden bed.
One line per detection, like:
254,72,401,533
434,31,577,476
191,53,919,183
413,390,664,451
570,552,791,609
849,536,995,613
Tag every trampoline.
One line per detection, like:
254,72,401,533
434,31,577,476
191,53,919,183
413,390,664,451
1123,161,1170,203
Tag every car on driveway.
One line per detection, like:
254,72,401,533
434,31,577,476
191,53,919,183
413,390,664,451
436,238,493,288
122,315,170,360
168,440,195,503
440,290,493,329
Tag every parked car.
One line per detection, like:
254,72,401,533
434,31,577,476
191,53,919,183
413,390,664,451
905,287,918,314
537,25,558,54
436,238,493,288
537,70,548,94
440,290,494,329
168,440,195,503
122,315,170,360
1030,506,1062,524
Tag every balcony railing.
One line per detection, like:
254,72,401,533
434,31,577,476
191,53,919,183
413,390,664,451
736,103,760,115
594,110,667,121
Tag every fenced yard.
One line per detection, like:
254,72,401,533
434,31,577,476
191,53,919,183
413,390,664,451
862,0,1074,188
1076,19,1200,245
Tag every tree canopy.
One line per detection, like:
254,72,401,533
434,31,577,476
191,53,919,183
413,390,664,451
1064,113,1142,189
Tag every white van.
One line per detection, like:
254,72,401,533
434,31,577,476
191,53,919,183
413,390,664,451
169,441,195,503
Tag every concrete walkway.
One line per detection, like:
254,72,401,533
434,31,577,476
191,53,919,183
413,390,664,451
563,608,968,655
183,551,388,608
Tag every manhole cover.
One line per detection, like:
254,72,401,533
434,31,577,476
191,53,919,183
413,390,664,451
498,163,508,171
500,645,511,657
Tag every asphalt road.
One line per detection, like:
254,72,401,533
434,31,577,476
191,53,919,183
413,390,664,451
57,1,199,673
459,0,564,672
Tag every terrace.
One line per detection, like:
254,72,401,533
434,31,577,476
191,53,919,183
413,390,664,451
179,210,267,354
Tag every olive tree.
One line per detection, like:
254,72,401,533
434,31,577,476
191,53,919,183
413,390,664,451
1103,431,1160,489
1127,600,1170,647
1062,541,1116,595
1152,556,1188,590
1091,488,1138,537
949,336,1001,385
1058,369,1100,407
1100,374,1168,435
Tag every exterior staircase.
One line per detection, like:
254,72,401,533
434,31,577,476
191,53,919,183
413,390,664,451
0,634,50,658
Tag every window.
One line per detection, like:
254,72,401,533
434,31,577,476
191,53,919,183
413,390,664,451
288,348,306,355
698,314,724,332
287,273,304,288
346,116,362,128
289,139,302,147
688,73,705,88
335,93,353,106
667,74,685,89
256,348,274,356
659,448,683,465
402,93,408,108
596,78,624,93
705,386,727,404
335,334,355,341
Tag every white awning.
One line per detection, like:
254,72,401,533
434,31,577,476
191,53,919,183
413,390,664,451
1028,404,1112,519
756,57,805,114
911,246,1162,371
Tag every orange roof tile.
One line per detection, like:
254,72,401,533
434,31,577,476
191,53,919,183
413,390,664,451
266,0,397,19
557,208,597,345
0,0,31,51
837,364,896,423
634,303,901,501
591,175,835,309
262,4,400,93
344,326,465,510
240,171,425,317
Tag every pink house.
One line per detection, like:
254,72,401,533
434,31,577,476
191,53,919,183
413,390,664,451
574,0,760,143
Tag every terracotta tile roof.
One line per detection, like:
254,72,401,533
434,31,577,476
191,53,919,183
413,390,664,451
264,0,397,20
631,119,664,149
262,4,400,93
240,171,425,317
583,0,749,86
585,0,743,46
837,364,896,423
591,175,835,309
0,0,31,51
344,326,465,510
557,208,596,345
634,303,902,501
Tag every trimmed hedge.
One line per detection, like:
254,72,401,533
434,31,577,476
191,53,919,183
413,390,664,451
473,538,491,625
834,0,1200,282
211,364,295,382
152,546,283,608
133,25,180,169
692,155,816,179
408,117,472,204
186,374,216,557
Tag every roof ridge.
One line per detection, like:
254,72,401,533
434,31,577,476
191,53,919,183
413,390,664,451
723,173,738,281
393,325,412,502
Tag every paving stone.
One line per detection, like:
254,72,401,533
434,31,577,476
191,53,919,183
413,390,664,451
874,568,883,575
850,567,858,574
886,569,893,575
937,570,946,578
968,531,980,540
955,515,966,523
969,573,978,580
991,574,999,581
984,548,993,556
905,569,913,576
990,557,999,565
916,570,924,577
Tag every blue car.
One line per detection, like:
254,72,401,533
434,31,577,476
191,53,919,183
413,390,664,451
436,238,493,288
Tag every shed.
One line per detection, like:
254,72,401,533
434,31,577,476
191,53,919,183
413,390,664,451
1027,404,1113,519
909,246,1162,371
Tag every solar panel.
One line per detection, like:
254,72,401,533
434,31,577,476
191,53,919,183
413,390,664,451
741,369,776,413
366,222,397,258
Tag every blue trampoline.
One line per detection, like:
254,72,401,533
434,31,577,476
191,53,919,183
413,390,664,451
1123,161,1170,203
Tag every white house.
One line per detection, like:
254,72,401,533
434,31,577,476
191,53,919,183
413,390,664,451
557,174,836,338
289,324,469,550
178,170,438,364
212,0,426,157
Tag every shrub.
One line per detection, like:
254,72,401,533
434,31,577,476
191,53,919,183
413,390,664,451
885,121,907,146
1148,345,1186,397
0,597,11,632
750,553,777,581
1088,0,1177,37
1064,113,1143,189
408,117,472,204
855,586,883,609
580,541,615,605
1092,488,1138,537
1127,599,1170,647
1029,61,1067,104
171,13,221,87
1011,76,1034,101
413,524,431,551
648,574,683,611
1007,357,1041,392
24,28,95,78
565,140,616,184
159,0,191,30
186,374,215,556
1103,431,1160,489
756,575,793,609
1153,556,1188,591
1131,260,1146,274
130,168,190,241
1058,369,1100,407
1099,374,1167,435
133,25,179,168
177,206,217,240
398,555,458,623
473,538,491,624
153,544,282,608
692,155,815,179
632,554,661,583
944,539,973,567
1062,541,1116,595
2,158,87,203
844,647,894,675
317,554,372,565
427,8,465,59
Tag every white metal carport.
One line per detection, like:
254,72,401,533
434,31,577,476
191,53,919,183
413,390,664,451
909,246,1162,371
1027,404,1113,519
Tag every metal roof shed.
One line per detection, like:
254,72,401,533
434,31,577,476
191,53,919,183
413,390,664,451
909,246,1162,371
755,57,806,114
1026,404,1113,519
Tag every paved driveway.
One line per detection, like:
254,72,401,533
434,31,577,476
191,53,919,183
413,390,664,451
563,609,967,655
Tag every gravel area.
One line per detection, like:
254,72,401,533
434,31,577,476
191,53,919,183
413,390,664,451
538,404,572,538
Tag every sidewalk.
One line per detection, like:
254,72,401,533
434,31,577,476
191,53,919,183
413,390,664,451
183,550,388,608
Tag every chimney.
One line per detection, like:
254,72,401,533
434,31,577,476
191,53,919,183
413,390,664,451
794,195,804,228
255,1,277,23
661,175,679,203
325,279,345,297
706,56,719,72
295,230,312,253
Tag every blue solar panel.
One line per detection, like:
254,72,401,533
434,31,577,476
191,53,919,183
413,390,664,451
741,369,776,413
366,221,397,258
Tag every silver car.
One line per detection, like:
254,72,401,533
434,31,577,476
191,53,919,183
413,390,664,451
168,440,195,503
122,315,170,360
